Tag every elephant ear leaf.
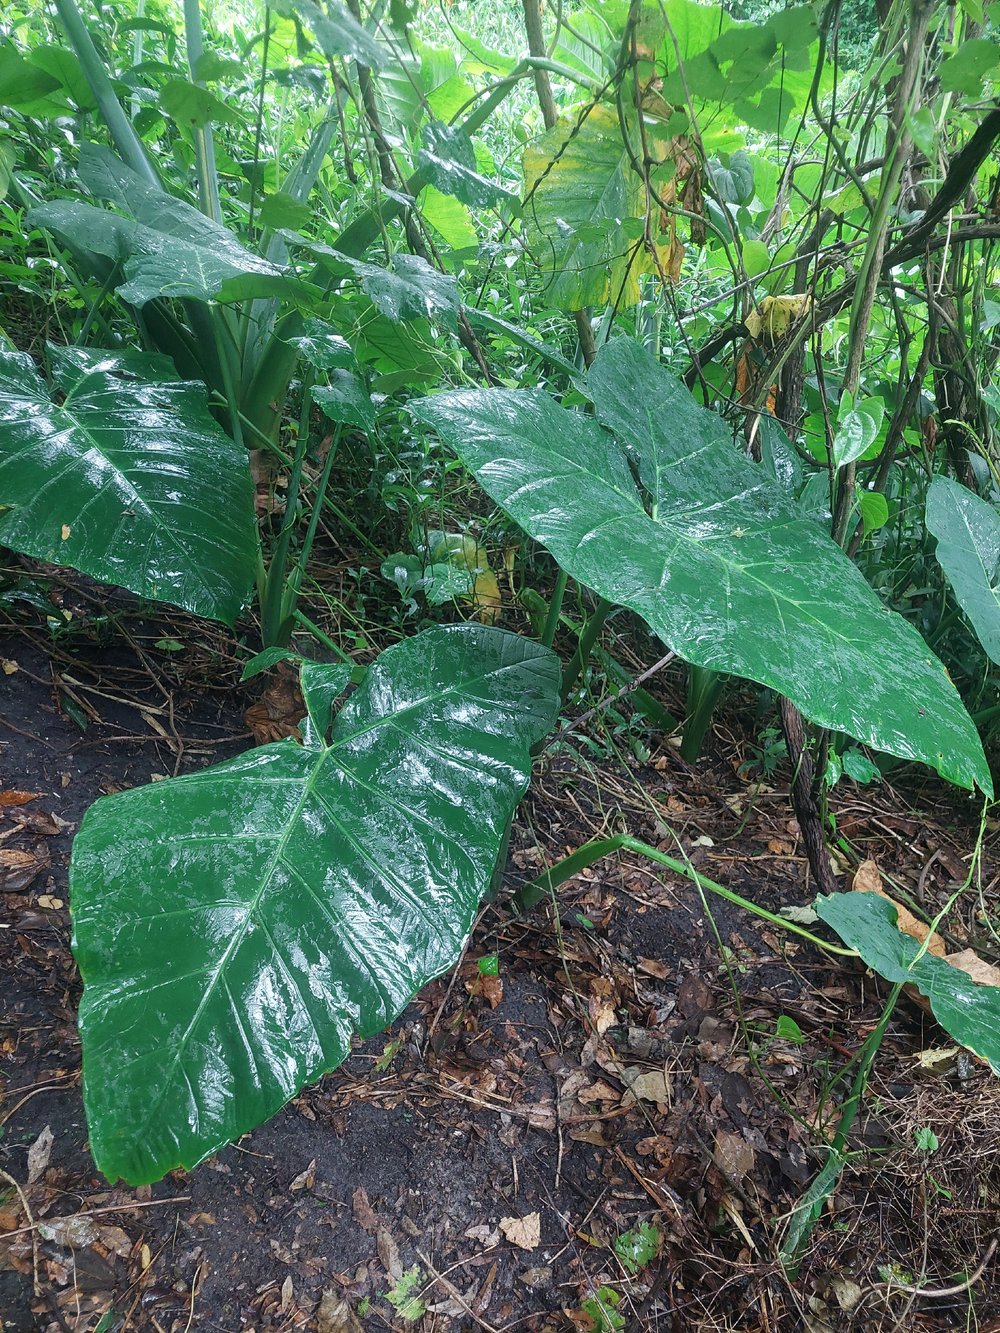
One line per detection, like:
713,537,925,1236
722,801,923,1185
69,625,560,1185
0,344,256,625
410,336,991,796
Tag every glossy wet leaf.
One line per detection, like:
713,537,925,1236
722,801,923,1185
29,199,292,307
274,0,384,68
926,477,1000,663
817,892,1000,1072
69,626,560,1184
0,344,256,625
313,372,376,432
411,337,990,794
360,253,459,327
418,122,514,210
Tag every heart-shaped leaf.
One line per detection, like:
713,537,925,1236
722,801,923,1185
0,345,256,624
817,891,1000,1071
69,626,560,1184
411,337,990,795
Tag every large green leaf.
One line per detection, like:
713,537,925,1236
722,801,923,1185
926,477,1000,664
28,199,295,307
817,892,1000,1072
69,626,560,1184
522,105,657,310
0,345,256,625
411,337,991,794
418,122,515,210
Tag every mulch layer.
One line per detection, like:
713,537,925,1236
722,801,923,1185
1,582,999,1333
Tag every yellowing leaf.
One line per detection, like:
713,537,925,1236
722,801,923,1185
425,530,501,623
744,294,811,343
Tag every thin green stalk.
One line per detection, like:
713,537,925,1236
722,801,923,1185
184,0,223,225
560,598,614,705
292,610,357,666
540,569,568,648
513,833,858,957
52,0,160,187
210,307,245,449
261,373,313,646
280,426,344,625
780,982,904,1275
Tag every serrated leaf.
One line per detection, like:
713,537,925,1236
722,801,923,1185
411,337,991,795
817,891,1000,1071
0,345,256,625
69,627,559,1183
926,476,1000,663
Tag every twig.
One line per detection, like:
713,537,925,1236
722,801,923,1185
869,1235,998,1300
417,1249,502,1333
558,650,676,741
0,1168,40,1296
0,1195,191,1240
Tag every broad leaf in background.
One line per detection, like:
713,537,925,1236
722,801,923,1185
418,122,515,210
926,476,1000,663
70,626,560,1183
292,240,460,327
523,105,681,310
0,345,256,625
831,394,884,470
313,372,377,432
28,199,299,307
817,892,1000,1071
412,337,991,794
272,0,385,68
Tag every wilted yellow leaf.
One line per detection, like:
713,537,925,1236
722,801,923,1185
744,294,812,343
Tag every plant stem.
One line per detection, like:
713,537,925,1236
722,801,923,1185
280,426,343,627
540,569,568,648
560,598,614,704
51,0,160,187
513,833,858,957
680,664,723,762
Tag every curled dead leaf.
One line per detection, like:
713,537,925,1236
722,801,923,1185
499,1213,540,1251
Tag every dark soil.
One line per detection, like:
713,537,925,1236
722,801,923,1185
2,585,999,1332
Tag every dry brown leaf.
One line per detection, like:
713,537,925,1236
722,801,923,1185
499,1213,540,1251
316,1291,365,1333
376,1227,402,1279
351,1185,378,1232
26,1125,53,1185
0,846,49,892
945,949,1000,988
244,666,305,744
713,1129,755,1184
289,1158,316,1193
0,790,39,808
852,858,946,956
622,1068,671,1109
39,1215,100,1248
